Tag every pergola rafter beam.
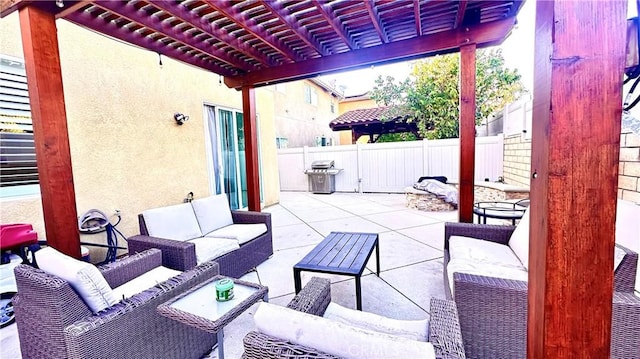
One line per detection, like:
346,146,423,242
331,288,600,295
259,0,329,57
413,0,422,36
202,0,303,63
150,1,275,67
365,0,389,44
93,1,256,72
313,0,358,50
454,0,468,29
225,17,514,88
64,8,236,77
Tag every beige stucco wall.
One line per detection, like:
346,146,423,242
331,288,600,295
0,14,280,258
271,81,339,148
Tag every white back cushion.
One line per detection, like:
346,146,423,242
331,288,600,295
112,266,181,300
36,247,119,313
254,302,436,359
323,302,429,341
142,203,202,241
616,200,640,250
508,207,531,269
187,237,239,264
205,223,267,245
191,194,234,235
449,236,524,270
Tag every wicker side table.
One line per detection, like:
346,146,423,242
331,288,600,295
157,275,268,359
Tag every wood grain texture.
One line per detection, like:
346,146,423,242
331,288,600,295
528,1,627,357
242,86,261,212
19,5,81,258
458,43,476,223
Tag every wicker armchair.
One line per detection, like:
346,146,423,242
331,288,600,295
13,248,219,359
444,222,640,359
242,277,467,359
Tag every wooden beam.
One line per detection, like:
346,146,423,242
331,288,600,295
314,0,358,50
64,9,236,77
19,5,81,258
365,0,389,44
454,0,468,29
225,17,514,88
54,0,91,19
259,0,329,57
241,86,261,211
528,1,626,357
203,0,303,63
458,43,476,223
93,1,257,72
413,0,422,36
151,1,276,67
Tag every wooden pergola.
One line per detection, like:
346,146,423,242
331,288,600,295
329,106,420,143
0,0,628,357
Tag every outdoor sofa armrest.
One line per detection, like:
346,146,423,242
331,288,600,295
444,223,515,249
232,210,272,227
286,277,332,316
127,234,197,271
428,298,467,359
63,260,219,358
99,248,162,288
614,243,638,293
452,272,528,359
611,291,640,358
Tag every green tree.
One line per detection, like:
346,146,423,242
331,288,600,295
370,49,525,140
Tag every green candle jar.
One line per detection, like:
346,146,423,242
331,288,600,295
215,278,235,302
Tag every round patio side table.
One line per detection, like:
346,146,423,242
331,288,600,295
473,199,529,225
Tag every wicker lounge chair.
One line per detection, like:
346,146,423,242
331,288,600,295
13,248,219,359
242,277,467,359
444,222,639,359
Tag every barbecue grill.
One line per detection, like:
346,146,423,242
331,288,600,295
304,160,342,194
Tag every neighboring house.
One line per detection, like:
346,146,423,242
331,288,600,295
0,13,336,242
271,78,342,149
336,92,377,145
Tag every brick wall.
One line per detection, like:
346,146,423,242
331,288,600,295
503,134,531,188
501,130,640,205
619,129,640,203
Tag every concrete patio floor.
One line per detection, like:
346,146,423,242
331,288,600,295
1,191,459,358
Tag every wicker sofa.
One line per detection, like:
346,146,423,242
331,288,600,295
13,248,218,359
128,194,272,278
444,202,640,359
242,277,467,359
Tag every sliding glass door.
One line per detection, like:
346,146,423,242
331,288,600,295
205,105,258,210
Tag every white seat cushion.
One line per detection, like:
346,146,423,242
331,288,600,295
142,203,202,241
112,266,181,300
205,223,267,245
323,302,429,341
253,302,436,359
187,237,240,264
508,207,531,269
36,247,119,313
447,258,529,297
191,194,234,235
449,236,525,269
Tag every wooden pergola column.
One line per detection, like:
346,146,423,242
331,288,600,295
458,43,476,223
19,5,80,258
528,1,626,357
241,86,261,211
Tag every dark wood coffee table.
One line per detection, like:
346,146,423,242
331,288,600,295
293,231,379,310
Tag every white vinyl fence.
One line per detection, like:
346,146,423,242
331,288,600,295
278,135,504,193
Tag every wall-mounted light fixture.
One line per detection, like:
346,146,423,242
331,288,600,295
174,113,189,125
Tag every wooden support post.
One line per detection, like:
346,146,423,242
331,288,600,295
19,5,81,258
528,1,626,357
458,43,476,223
241,86,261,211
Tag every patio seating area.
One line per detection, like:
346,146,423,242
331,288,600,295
1,191,638,358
